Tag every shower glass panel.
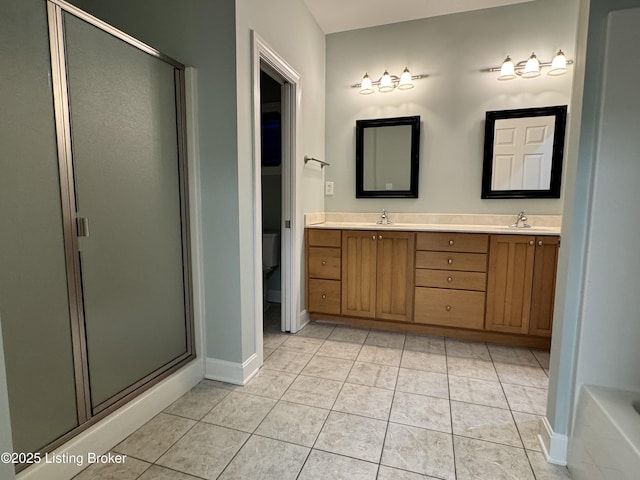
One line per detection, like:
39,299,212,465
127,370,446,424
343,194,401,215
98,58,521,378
0,0,79,453
63,13,189,410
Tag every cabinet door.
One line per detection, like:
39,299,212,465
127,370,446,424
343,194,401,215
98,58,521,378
485,235,535,334
342,231,378,318
529,236,560,337
376,232,415,321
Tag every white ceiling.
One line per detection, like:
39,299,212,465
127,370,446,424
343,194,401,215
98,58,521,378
303,0,537,34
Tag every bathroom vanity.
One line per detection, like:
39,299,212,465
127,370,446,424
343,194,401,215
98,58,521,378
305,214,560,348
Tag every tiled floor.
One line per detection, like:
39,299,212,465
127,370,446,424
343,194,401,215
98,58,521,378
74,323,572,479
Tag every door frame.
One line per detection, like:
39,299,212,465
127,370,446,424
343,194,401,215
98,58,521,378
251,31,301,361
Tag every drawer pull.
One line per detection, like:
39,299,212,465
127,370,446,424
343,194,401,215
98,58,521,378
447,258,453,264
379,235,383,240
321,260,327,266
372,235,376,240
447,277,453,283
538,240,543,246
321,294,327,299
445,305,452,311
529,240,534,246
449,240,454,246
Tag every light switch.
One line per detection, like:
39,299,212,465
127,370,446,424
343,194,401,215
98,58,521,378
325,181,334,196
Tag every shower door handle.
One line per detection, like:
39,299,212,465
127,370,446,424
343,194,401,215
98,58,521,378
76,217,90,237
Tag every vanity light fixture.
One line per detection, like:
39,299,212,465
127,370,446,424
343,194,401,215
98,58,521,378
353,67,425,94
490,50,573,80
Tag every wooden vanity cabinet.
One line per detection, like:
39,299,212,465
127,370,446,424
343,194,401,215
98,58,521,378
306,229,342,315
485,234,560,336
341,230,415,322
414,233,488,329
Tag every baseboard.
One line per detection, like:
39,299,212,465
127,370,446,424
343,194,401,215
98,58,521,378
298,309,310,331
539,416,568,466
17,359,204,480
205,353,260,385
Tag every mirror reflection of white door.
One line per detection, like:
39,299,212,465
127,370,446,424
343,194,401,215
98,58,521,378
492,115,556,191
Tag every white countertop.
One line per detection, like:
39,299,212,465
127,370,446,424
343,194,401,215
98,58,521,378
305,213,561,236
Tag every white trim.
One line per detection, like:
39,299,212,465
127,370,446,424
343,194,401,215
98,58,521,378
17,360,203,480
299,309,310,330
251,31,302,354
539,416,569,466
205,354,260,386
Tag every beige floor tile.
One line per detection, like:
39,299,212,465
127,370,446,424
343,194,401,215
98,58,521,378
298,450,378,480
263,332,288,349
137,465,201,480
327,326,370,344
164,382,230,420
494,362,549,388
513,412,544,452
454,436,534,480
316,340,363,360
201,391,276,432
487,344,539,366
532,349,551,369
255,400,329,447
218,435,309,480
347,362,399,390
281,374,343,409
390,391,451,433
448,375,509,409
113,413,195,463
280,335,324,354
527,450,573,479
300,355,354,381
262,348,313,374
296,323,335,339
403,335,445,355
396,368,449,399
445,339,490,360
357,345,403,367
502,384,548,415
156,423,248,480
263,347,275,359
365,330,406,349
72,454,149,480
315,411,387,463
240,368,297,399
333,383,394,420
381,423,455,480
451,401,522,447
377,465,441,479
400,350,447,374
446,356,498,382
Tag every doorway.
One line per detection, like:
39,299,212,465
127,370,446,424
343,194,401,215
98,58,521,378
252,32,301,365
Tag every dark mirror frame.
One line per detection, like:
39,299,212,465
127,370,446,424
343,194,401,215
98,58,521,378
481,105,567,199
356,115,420,198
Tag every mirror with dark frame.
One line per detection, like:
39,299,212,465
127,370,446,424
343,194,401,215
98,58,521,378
481,105,567,199
356,116,420,198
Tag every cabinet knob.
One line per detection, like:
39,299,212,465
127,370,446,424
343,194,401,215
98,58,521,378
449,240,454,246
447,258,453,264
445,305,452,311
379,235,383,240
321,260,327,266
321,294,326,299
538,240,543,246
447,277,453,283
529,240,534,246
372,235,376,240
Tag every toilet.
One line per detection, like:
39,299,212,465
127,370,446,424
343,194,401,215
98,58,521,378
262,231,280,309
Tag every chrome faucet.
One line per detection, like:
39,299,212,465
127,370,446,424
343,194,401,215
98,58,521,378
510,210,531,228
377,209,392,225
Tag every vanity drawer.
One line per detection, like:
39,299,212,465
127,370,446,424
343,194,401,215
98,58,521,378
414,287,485,329
308,279,341,314
308,247,341,280
307,229,341,247
415,269,486,291
416,232,488,253
415,251,487,272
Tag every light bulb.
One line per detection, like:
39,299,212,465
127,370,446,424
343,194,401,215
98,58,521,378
360,73,374,95
548,50,568,76
498,56,516,81
378,70,394,92
397,67,414,90
522,52,541,78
